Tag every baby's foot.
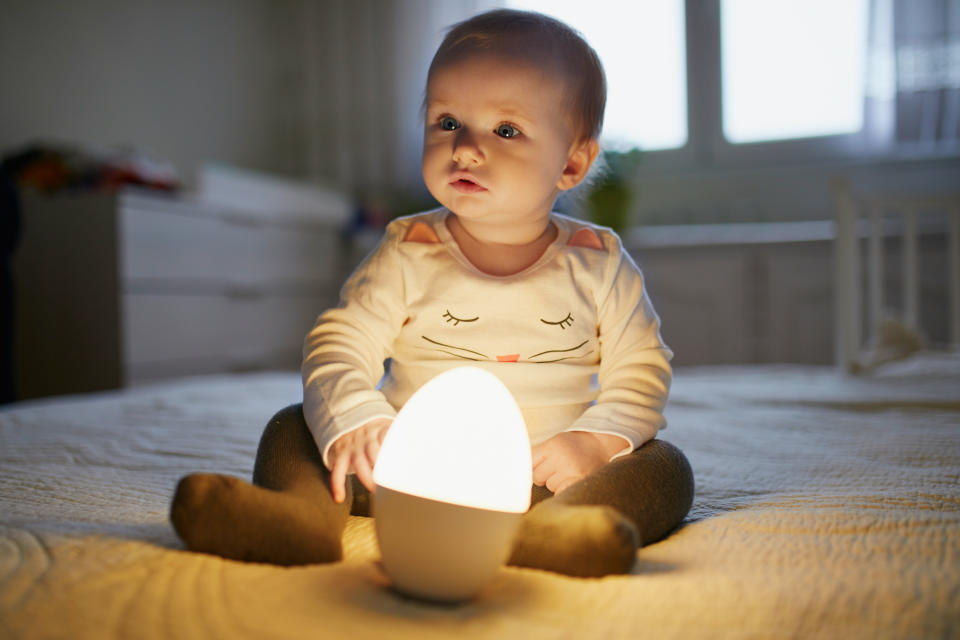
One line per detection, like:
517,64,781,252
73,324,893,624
507,502,639,577
170,473,343,565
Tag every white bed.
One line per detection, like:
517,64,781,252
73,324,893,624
2,356,958,639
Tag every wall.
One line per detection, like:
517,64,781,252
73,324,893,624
629,157,960,226
0,0,491,199
0,0,308,186
300,0,496,204
633,238,835,366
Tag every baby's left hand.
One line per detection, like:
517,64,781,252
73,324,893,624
531,431,629,494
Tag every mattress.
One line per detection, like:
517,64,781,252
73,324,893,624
2,357,958,639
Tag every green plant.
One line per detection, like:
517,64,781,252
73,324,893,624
586,149,641,233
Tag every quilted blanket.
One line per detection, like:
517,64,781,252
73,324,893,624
1,358,958,639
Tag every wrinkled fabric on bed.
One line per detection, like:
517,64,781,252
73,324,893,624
1,360,958,639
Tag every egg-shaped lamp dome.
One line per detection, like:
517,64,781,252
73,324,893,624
373,366,532,602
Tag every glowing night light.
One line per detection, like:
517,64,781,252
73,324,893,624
373,366,533,602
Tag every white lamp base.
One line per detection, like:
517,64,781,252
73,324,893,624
374,485,523,602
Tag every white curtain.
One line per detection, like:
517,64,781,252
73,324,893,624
301,0,498,202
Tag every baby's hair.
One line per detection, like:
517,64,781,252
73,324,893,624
427,9,606,143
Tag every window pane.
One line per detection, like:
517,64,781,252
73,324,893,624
504,0,687,151
721,0,869,144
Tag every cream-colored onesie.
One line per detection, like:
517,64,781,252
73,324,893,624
302,208,673,468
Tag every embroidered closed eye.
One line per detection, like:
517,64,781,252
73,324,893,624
443,309,478,326
540,313,574,329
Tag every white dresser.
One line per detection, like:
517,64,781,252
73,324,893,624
14,189,356,399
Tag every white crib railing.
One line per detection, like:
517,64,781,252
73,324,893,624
833,179,960,372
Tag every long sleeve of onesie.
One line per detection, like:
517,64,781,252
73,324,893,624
565,235,673,457
301,225,407,467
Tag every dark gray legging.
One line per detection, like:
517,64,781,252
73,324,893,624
253,404,694,547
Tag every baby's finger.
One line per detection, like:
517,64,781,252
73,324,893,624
532,459,553,486
546,471,570,494
530,443,548,469
353,452,376,494
543,473,557,493
330,454,349,503
552,475,580,495
365,437,381,469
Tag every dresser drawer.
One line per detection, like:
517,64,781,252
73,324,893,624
119,200,343,289
14,190,351,398
122,292,330,373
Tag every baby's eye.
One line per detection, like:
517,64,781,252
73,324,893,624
495,123,520,138
439,116,460,131
541,313,574,329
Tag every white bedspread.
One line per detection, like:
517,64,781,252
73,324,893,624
1,359,958,639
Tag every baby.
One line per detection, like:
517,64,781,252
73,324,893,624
171,8,693,578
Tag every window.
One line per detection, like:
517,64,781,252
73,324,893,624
503,1,949,164
720,0,870,144
504,0,687,151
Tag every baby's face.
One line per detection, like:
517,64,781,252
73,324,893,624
422,54,582,237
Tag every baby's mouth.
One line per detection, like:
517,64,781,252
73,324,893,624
450,174,486,194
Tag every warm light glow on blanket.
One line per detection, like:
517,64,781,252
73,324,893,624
372,366,532,602
373,366,532,512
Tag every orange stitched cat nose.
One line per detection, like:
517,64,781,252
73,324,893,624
496,354,520,363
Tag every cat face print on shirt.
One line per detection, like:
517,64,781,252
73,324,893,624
419,307,594,364
398,219,606,366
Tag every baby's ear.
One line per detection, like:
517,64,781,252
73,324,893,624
568,228,605,251
557,138,600,191
403,221,440,244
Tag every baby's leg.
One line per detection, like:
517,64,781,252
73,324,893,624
508,439,694,577
170,403,353,565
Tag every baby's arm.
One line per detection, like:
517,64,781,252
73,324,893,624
565,236,672,453
301,223,407,492
532,431,630,494
327,417,393,503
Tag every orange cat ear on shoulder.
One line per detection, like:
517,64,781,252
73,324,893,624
568,228,605,251
403,222,441,244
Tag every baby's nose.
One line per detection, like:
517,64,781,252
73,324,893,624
496,354,520,363
452,131,483,165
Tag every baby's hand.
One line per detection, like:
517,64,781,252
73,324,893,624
532,431,629,494
327,417,393,503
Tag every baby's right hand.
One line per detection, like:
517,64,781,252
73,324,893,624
327,417,393,504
